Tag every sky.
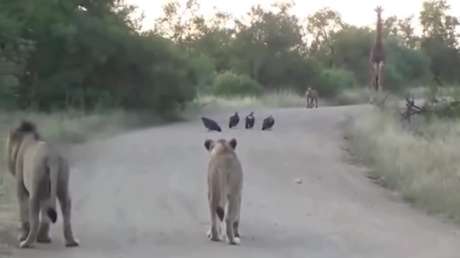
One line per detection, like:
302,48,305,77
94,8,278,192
127,0,460,32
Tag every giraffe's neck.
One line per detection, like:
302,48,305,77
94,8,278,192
371,12,385,63
375,14,383,46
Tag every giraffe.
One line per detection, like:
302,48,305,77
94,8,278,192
369,6,385,101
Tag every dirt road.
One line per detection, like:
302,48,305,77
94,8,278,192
6,106,460,258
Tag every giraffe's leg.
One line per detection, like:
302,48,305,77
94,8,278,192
377,62,384,92
369,66,375,92
369,63,378,103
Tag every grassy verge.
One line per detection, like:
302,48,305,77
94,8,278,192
346,108,460,222
333,88,371,105
190,90,306,113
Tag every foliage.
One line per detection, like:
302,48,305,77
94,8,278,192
420,0,460,86
212,71,262,97
0,0,199,112
230,3,307,90
1,0,460,111
317,68,355,97
384,38,433,91
420,0,459,48
307,8,343,67
327,26,373,85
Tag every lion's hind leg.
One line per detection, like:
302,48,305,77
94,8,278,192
37,205,52,243
19,194,40,248
17,182,29,242
58,189,79,247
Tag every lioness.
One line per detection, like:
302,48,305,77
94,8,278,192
6,121,79,248
204,138,243,245
305,87,319,108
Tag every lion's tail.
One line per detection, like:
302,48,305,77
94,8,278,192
47,158,59,223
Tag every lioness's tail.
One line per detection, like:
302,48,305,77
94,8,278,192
47,158,59,223
216,207,225,222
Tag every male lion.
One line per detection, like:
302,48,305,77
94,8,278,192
305,87,319,108
204,138,243,245
6,121,79,248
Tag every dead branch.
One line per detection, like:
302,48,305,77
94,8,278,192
400,96,426,122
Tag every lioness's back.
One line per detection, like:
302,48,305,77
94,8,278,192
209,153,242,193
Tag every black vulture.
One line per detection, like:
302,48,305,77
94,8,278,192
201,117,222,132
245,112,255,129
262,115,275,130
229,112,239,128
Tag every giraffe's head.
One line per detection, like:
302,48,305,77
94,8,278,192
375,6,383,16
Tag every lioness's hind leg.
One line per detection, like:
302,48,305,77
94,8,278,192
225,218,237,245
37,207,51,243
225,196,241,245
233,195,241,239
207,192,220,241
207,207,220,241
58,191,79,247
233,220,240,238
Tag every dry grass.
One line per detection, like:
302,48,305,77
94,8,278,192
191,90,306,113
346,109,460,222
333,88,370,105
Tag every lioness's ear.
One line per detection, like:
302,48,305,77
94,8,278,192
229,138,237,150
204,139,214,151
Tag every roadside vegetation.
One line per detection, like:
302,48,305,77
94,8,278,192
346,105,460,223
192,90,306,111
2,0,457,115
340,0,460,223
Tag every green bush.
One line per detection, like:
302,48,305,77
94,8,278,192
213,72,263,97
188,53,216,95
0,2,200,113
317,68,356,97
384,38,433,92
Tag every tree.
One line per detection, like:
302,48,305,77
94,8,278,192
383,15,399,37
420,0,460,85
0,11,35,109
398,17,418,48
153,0,205,45
420,0,459,48
328,26,372,85
0,0,199,111
231,2,308,89
307,8,343,65
384,38,432,91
